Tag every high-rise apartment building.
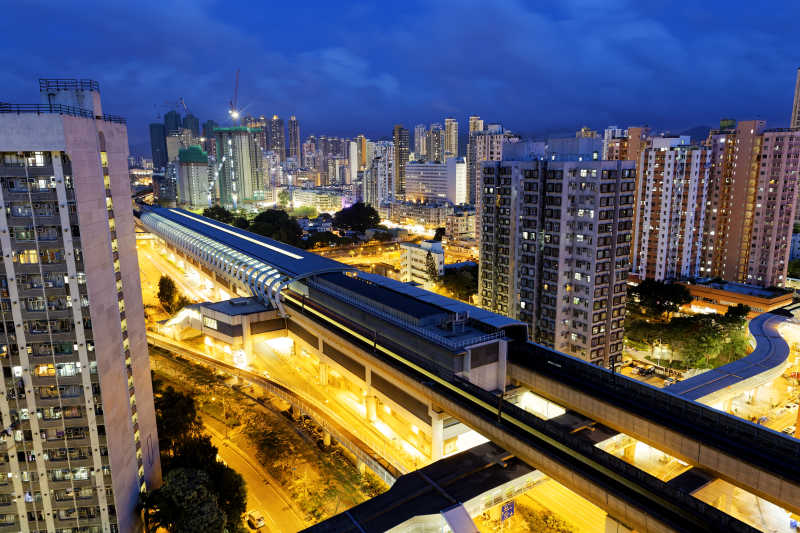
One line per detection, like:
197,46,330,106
392,125,409,199
468,125,512,206
447,156,468,205
177,145,210,209
355,134,368,170
182,113,200,138
269,115,286,163
0,78,160,532
163,109,181,134
701,121,800,287
479,157,635,365
363,141,394,207
426,123,444,163
244,115,268,153
148,123,167,170
201,119,219,157
348,141,358,185
631,139,711,281
302,136,317,169
791,68,800,129
215,127,264,207
414,124,427,158
468,115,484,134
444,118,458,159
287,116,300,163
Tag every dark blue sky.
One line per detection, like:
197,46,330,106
4,0,799,155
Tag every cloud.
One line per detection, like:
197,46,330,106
1,0,798,151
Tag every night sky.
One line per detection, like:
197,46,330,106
4,0,799,155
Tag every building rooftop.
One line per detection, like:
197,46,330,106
305,443,532,533
684,278,791,300
178,145,208,164
198,297,272,316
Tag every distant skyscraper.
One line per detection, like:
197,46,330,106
393,125,409,198
467,125,510,204
444,118,458,158
405,161,449,203
363,141,394,207
269,115,286,162
202,119,219,155
348,140,358,185
215,127,264,207
468,115,484,134
414,124,427,158
302,135,317,169
182,113,200,137
792,68,800,128
479,156,635,365
244,115,268,152
0,77,161,532
288,115,301,163
149,122,168,170
356,134,368,170
427,123,444,163
164,109,182,134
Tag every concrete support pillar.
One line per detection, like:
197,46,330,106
623,441,636,462
366,395,377,422
497,340,508,392
430,411,444,461
319,362,329,387
358,461,366,475
323,430,331,447
242,316,253,360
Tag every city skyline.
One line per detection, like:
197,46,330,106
3,1,800,153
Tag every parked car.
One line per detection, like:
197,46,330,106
782,426,796,436
663,377,677,386
247,510,266,530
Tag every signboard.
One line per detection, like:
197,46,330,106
501,500,514,521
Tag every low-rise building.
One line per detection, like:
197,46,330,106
380,200,454,229
400,240,445,288
293,187,345,213
445,208,476,241
679,279,793,318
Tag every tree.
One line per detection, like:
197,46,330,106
789,259,800,279
232,216,249,229
629,279,691,319
203,205,234,224
291,205,317,218
141,468,226,533
425,250,439,283
333,202,380,233
306,231,340,248
439,264,478,301
248,209,303,247
278,188,291,208
433,227,446,241
157,276,177,312
153,384,202,455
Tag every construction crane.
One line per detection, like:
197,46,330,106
228,69,240,124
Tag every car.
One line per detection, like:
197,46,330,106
663,377,676,385
782,426,796,436
247,510,265,529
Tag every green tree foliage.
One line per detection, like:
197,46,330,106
291,205,318,218
333,202,380,233
141,468,226,533
371,231,393,242
248,209,304,247
789,259,800,279
425,250,439,282
203,205,234,224
518,507,575,533
232,216,249,229
153,382,201,454
278,189,291,208
628,279,692,318
306,231,343,248
439,264,478,301
157,275,177,311
433,227,446,241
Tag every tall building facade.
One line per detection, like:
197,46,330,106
163,110,181,134
701,121,800,287
148,123,167,170
287,116,300,163
479,158,635,365
631,140,711,281
444,118,458,159
447,156,468,205
414,124,427,158
0,78,160,532
363,141,394,207
392,125,409,199
269,115,286,163
201,119,219,156
405,162,449,203
426,123,444,163
791,68,800,129
244,116,268,153
215,127,264,207
468,115,484,134
302,136,317,169
177,145,210,209
468,125,511,207
182,113,200,137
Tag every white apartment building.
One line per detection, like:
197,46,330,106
400,240,445,288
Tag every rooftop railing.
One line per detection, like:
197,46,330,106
39,79,99,92
0,103,126,124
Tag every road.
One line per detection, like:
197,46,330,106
206,422,306,533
